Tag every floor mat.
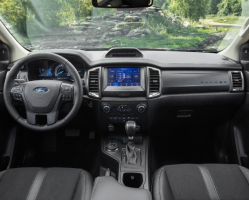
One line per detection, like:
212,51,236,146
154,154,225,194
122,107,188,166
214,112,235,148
33,131,99,173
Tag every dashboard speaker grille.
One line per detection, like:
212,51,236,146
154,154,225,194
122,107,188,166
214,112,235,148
105,48,143,58
112,51,136,57
88,68,100,98
231,71,243,92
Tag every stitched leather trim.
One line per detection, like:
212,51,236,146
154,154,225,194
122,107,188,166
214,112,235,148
198,165,220,200
157,167,174,200
90,177,99,200
0,170,6,181
239,166,249,185
82,171,86,200
26,168,49,200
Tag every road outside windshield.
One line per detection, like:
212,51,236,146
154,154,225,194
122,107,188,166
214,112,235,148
0,0,248,51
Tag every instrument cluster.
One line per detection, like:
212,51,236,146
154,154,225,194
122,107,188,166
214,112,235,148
30,60,85,81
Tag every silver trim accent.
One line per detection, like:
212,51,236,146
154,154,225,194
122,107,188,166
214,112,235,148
229,71,244,92
106,147,119,152
87,67,101,98
147,67,161,98
121,148,141,151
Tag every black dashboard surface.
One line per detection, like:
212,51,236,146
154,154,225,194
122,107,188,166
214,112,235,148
8,49,244,97
9,49,243,97
27,49,242,70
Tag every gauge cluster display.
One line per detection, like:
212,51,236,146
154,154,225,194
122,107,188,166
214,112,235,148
33,60,85,81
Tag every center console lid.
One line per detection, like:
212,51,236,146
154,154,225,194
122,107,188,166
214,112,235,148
91,176,152,200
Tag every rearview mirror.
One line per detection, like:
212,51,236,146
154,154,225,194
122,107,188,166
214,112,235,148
92,0,152,8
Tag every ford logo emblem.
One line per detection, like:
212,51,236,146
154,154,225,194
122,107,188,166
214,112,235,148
34,87,49,93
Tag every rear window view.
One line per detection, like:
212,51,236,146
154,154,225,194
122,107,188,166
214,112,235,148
0,0,249,51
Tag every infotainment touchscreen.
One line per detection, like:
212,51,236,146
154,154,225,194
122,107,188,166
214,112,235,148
108,68,140,86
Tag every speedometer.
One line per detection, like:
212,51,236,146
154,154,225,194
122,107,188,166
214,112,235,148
54,64,69,77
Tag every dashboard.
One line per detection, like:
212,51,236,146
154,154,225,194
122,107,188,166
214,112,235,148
22,50,244,99
9,48,246,134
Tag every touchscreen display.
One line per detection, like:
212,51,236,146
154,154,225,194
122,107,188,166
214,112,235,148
108,68,140,86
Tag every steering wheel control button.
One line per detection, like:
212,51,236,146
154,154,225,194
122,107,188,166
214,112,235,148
108,124,114,131
137,104,146,113
11,86,23,93
13,93,22,101
62,94,72,101
103,105,111,113
61,83,73,93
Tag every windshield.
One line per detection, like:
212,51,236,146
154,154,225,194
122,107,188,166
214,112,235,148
0,0,249,51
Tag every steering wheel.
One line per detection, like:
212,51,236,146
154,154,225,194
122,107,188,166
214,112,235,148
3,53,83,132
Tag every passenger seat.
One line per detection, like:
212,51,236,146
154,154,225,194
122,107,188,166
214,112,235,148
153,164,249,200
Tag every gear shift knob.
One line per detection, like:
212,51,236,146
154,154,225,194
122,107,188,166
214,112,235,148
125,121,136,140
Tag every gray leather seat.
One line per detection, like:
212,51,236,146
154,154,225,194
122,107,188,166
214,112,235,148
153,164,249,200
0,167,92,200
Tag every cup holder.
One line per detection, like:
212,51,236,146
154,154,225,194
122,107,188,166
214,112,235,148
122,173,143,188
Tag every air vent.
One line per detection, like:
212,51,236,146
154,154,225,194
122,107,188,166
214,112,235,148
88,68,101,98
148,67,161,98
112,51,136,57
231,71,244,92
105,48,143,58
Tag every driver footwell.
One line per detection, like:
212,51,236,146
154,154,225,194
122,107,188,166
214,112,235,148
22,130,99,176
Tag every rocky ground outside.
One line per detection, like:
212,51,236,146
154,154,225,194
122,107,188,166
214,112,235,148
13,7,237,50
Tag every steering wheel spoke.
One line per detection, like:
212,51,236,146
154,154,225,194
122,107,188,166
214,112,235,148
26,110,59,125
11,84,24,102
60,82,74,102
26,111,37,125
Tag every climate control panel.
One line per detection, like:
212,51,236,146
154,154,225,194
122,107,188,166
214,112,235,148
101,102,147,133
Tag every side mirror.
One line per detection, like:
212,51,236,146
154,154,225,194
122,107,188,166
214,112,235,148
92,0,153,8
0,43,10,66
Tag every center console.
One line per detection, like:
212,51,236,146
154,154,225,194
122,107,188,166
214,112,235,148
87,66,154,190
91,176,152,200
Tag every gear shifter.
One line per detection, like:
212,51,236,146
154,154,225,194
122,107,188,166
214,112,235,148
125,121,137,164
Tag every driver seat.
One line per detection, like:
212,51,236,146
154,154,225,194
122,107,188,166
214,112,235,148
0,167,92,200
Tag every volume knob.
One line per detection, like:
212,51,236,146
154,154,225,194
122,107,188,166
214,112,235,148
137,104,146,113
103,105,111,113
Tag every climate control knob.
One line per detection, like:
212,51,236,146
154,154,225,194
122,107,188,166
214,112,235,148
136,125,141,132
137,104,146,113
103,105,111,113
108,124,114,131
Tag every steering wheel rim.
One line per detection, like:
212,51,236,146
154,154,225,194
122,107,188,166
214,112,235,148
3,52,83,132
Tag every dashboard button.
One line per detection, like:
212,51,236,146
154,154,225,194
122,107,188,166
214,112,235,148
117,92,130,97
118,117,122,123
